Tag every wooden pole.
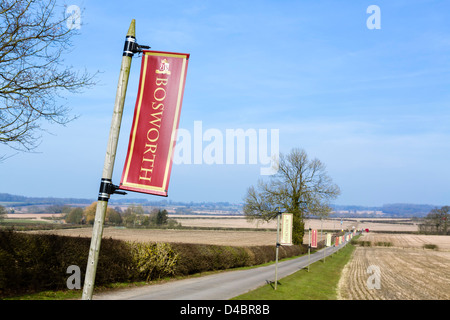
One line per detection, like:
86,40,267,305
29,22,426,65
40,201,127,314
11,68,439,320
321,218,325,262
308,228,311,272
274,211,281,290
81,19,136,300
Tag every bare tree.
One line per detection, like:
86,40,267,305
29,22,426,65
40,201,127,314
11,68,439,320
0,0,95,151
419,206,449,235
0,205,7,221
243,148,341,245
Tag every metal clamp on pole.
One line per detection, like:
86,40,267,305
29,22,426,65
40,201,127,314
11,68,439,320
123,35,151,57
98,178,127,201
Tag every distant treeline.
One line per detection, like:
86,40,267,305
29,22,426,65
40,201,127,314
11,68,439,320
0,193,92,206
331,203,439,217
1,193,443,217
380,203,438,217
0,193,239,209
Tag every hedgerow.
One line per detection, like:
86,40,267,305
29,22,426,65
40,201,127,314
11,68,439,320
0,230,306,297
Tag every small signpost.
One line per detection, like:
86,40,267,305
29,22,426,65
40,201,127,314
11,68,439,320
307,229,317,272
311,229,318,248
323,232,331,262
307,228,310,272
326,232,332,247
280,213,293,246
274,212,293,290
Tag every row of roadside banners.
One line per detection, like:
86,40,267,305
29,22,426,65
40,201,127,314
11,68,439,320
279,212,357,247
274,213,357,289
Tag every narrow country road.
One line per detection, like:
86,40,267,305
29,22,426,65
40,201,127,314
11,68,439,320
93,243,348,300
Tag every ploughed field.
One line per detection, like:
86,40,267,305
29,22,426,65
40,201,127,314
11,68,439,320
27,227,330,246
23,217,419,246
337,233,450,300
30,228,278,246
22,218,450,300
171,216,419,233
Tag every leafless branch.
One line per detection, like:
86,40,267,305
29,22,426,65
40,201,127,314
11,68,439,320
0,0,96,151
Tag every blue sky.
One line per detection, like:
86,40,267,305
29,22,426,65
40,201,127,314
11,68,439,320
1,0,449,206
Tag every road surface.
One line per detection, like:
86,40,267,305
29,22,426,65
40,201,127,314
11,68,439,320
93,243,348,300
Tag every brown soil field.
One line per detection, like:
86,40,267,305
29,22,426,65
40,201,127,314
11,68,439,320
360,233,450,251
28,228,279,246
172,217,419,232
19,215,419,247
9,213,420,233
338,233,450,300
26,226,330,246
6,213,64,219
172,217,277,229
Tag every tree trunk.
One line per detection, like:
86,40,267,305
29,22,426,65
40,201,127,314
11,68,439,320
292,213,304,245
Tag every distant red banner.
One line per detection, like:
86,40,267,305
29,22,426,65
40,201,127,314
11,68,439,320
311,229,317,248
119,50,189,196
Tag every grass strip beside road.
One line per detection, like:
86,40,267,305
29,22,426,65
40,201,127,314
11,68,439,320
232,243,355,300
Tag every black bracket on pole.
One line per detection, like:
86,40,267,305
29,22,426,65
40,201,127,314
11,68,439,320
98,178,127,201
276,209,282,248
308,227,312,249
123,35,151,57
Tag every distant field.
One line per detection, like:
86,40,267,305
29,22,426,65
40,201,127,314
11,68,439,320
5,213,64,220
15,215,421,246
171,216,419,232
360,232,450,251
2,219,51,224
27,228,278,246
6,213,420,233
26,227,331,246
338,233,450,300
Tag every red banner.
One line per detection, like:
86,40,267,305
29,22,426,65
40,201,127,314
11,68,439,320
119,50,189,196
311,229,317,248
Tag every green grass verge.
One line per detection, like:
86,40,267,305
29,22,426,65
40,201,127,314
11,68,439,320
3,289,83,300
232,243,355,300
